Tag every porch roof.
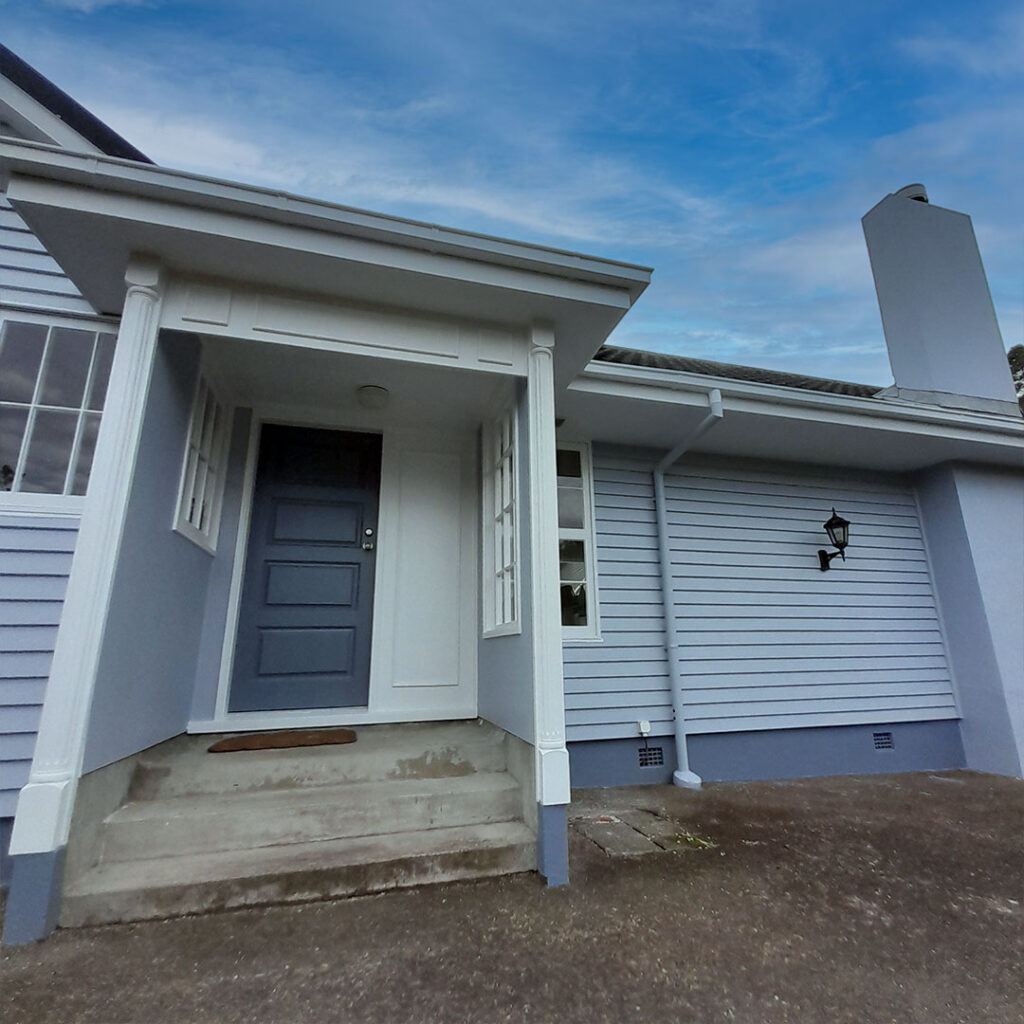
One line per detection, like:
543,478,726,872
0,139,651,390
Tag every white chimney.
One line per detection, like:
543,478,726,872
862,184,1017,415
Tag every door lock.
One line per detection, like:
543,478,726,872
362,527,375,551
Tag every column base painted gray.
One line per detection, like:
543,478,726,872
2,846,66,945
0,817,12,891
537,803,568,887
569,721,966,789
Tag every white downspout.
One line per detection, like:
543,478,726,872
653,388,724,788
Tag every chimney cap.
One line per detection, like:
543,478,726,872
894,183,929,203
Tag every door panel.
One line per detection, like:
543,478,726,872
229,424,381,712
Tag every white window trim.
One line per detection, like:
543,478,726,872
481,406,521,638
559,441,603,642
173,374,231,554
0,316,117,501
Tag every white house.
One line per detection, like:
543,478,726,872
2,47,1022,944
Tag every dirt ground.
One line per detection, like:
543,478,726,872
2,770,1023,1024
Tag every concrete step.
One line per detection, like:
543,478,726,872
62,820,537,927
129,720,507,801
101,772,523,862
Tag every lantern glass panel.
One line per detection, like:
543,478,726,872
825,512,850,549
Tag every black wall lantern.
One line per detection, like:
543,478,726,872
818,508,851,571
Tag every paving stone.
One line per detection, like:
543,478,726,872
574,816,661,856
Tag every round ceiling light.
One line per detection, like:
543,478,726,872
357,384,390,410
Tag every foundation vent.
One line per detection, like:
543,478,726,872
638,746,665,768
873,731,895,751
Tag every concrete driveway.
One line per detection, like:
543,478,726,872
2,771,1022,1023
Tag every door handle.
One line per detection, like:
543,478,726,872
362,527,375,552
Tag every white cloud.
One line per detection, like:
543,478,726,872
44,0,151,11
902,6,1024,80
740,224,873,296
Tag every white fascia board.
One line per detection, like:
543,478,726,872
578,362,1024,445
0,139,652,297
0,80,106,155
8,174,636,313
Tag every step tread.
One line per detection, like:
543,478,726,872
130,723,508,798
108,770,521,824
67,820,536,897
139,721,505,770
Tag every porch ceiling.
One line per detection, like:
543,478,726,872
558,372,1024,472
202,334,504,430
0,141,651,392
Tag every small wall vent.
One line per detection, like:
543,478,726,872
873,731,895,750
638,746,665,768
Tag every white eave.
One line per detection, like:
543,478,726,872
0,139,651,389
560,360,1024,472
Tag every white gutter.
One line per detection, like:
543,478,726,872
581,362,1024,437
653,388,724,788
0,138,652,296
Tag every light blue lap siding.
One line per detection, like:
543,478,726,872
562,447,957,742
0,515,79,817
1,193,95,315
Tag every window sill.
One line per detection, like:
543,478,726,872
172,520,218,555
482,622,522,639
0,494,85,518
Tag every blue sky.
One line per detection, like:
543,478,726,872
3,0,1022,384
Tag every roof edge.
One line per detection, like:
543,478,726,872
0,139,651,296
0,44,151,163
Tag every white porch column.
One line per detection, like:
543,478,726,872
9,257,165,859
526,323,571,814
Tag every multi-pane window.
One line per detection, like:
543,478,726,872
0,319,117,496
557,443,600,639
174,377,229,550
482,408,519,634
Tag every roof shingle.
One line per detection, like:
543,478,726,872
594,345,882,398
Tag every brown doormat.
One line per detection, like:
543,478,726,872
208,728,357,753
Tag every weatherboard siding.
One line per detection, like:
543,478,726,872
562,448,957,742
1,192,94,315
0,514,78,817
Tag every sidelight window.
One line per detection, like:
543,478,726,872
174,375,230,551
482,407,520,635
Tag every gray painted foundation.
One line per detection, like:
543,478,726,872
0,817,11,890
537,803,568,886
569,721,966,788
2,846,66,945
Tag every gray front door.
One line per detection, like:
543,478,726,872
228,424,382,712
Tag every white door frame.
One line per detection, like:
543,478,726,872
190,405,478,734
